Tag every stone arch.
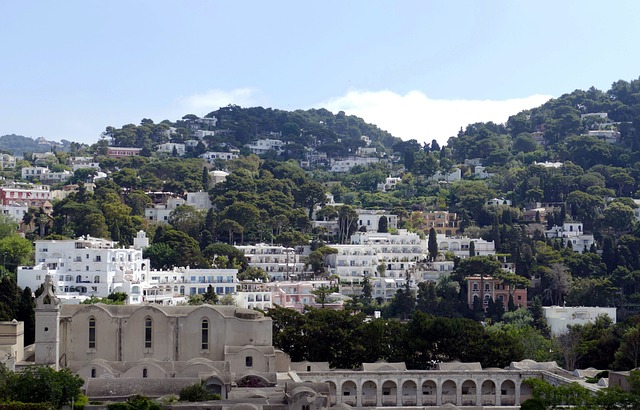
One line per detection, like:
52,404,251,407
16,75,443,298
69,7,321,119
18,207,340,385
325,380,337,406
236,374,270,388
461,380,477,406
481,379,496,406
381,380,397,406
402,380,417,406
204,376,226,398
421,380,437,406
520,380,533,403
341,380,357,406
122,361,166,378
361,380,377,406
501,380,516,406
449,242,460,251
441,380,457,405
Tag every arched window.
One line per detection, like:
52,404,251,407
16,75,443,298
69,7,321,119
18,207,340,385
88,317,96,349
472,283,479,291
91,368,96,378
143,368,148,378
94,275,100,283
144,317,152,349
201,319,209,350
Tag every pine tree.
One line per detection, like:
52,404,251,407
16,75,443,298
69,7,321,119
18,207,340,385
16,287,35,345
428,227,438,261
378,216,388,233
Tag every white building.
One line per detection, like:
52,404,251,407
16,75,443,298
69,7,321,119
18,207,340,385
70,159,101,172
21,166,49,180
193,129,216,139
437,234,495,258
487,197,512,206
17,233,239,305
144,197,186,223
330,157,380,173
245,139,285,155
543,306,617,336
430,168,462,183
0,202,28,222
17,235,151,304
236,280,273,311
186,192,212,211
157,143,186,156
0,154,16,169
201,151,239,163
356,209,398,233
208,170,229,187
377,176,402,192
474,165,494,179
546,222,595,253
327,230,426,288
236,243,306,281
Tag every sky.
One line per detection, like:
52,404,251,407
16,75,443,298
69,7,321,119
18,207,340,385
1,1,640,147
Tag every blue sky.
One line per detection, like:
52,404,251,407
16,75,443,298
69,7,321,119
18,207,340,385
1,1,640,146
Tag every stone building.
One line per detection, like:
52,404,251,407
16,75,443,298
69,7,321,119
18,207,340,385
28,275,601,407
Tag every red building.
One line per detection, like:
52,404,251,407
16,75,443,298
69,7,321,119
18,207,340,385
107,147,141,158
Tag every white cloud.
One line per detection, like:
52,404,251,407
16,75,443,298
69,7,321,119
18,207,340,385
178,88,261,116
315,90,553,146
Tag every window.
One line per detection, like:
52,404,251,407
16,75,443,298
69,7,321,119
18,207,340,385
144,317,152,349
201,319,209,350
143,368,148,378
246,356,253,367
88,317,96,349
91,368,96,378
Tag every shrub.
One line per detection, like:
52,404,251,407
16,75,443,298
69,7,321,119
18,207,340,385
179,383,221,402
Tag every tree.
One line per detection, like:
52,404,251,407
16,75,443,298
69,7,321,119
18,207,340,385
615,326,640,369
219,219,244,244
378,216,388,233
311,285,333,308
179,381,221,402
361,275,373,307
337,205,358,244
6,366,84,408
169,205,206,239
428,227,438,261
202,285,219,305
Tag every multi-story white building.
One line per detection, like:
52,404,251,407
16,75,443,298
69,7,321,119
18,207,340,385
430,168,462,183
546,222,595,253
17,234,152,304
200,151,239,163
17,232,238,305
356,209,398,232
544,306,617,336
236,280,273,311
144,197,186,223
0,183,51,208
0,202,29,222
330,157,380,172
208,170,229,187
236,243,307,280
437,234,496,258
70,158,101,172
245,139,285,155
327,230,426,287
0,154,16,169
376,176,402,192
185,192,212,211
156,143,186,156
418,255,456,282
193,129,216,139
21,166,49,180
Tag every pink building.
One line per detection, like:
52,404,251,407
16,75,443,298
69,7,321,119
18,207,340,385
465,275,527,311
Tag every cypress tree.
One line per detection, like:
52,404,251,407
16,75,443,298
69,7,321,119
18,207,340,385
428,227,438,261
